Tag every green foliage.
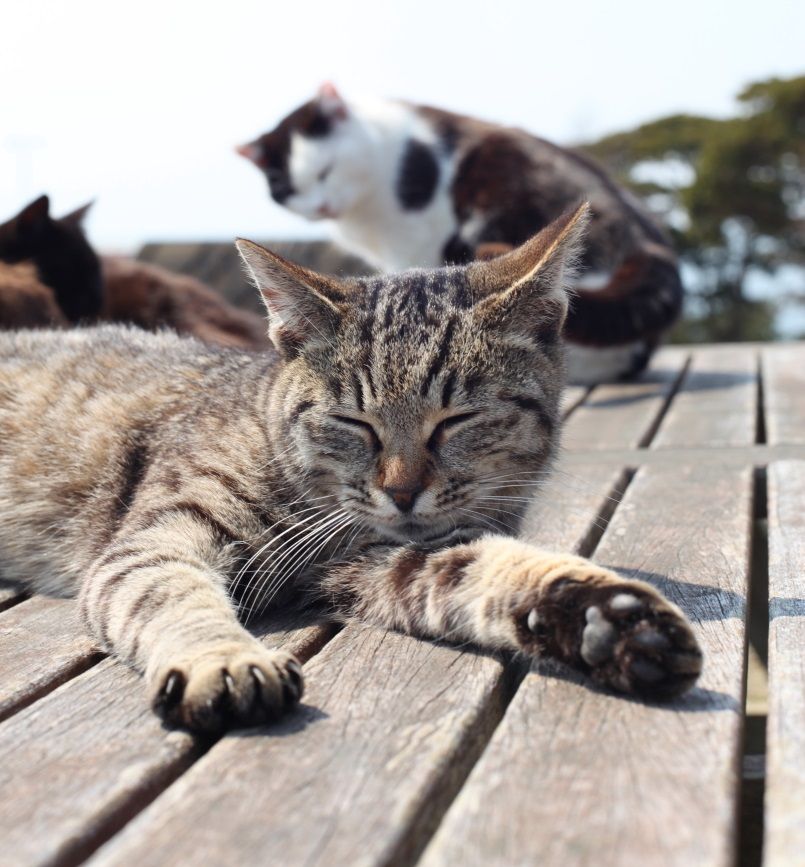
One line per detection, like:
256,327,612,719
582,75,805,343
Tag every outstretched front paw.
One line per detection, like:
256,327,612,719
149,643,304,733
519,575,703,700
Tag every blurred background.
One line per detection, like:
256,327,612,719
2,0,803,341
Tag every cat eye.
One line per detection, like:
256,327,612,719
427,411,479,450
318,165,333,182
329,414,381,450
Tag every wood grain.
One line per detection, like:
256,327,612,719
561,385,590,418
0,596,100,723
652,346,757,448
0,613,332,867
0,583,25,612
764,460,805,866
86,465,627,867
563,347,689,451
422,462,751,867
763,346,805,446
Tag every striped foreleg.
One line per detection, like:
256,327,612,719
80,508,303,732
321,535,702,700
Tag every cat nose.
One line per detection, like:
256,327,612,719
383,485,422,514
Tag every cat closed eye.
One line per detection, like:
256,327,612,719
329,414,381,449
317,165,333,182
427,411,479,450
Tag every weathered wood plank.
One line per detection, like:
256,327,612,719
764,460,805,866
652,346,757,448
86,464,627,867
561,385,589,417
0,596,100,723
0,583,25,612
90,627,510,867
763,346,805,446
563,347,689,451
135,243,204,278
422,462,751,867
0,614,331,867
135,241,373,311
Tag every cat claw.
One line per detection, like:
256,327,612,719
150,645,304,733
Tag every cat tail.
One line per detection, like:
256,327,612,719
563,243,684,347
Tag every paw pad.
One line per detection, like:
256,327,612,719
581,606,617,665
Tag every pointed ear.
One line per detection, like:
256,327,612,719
316,82,348,120
235,239,346,358
60,200,94,228
235,141,266,167
17,195,51,235
468,202,591,343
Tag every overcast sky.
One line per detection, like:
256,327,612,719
2,0,803,250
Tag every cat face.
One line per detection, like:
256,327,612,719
237,84,372,222
0,195,103,323
238,204,589,545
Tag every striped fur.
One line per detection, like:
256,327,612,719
0,210,701,732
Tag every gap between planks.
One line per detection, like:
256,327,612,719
421,461,753,867
81,462,631,867
763,460,805,866
0,614,337,867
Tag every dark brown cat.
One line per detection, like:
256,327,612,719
0,197,268,350
101,257,269,350
0,196,102,326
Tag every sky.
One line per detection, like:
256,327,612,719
2,0,804,251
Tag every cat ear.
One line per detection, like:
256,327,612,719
60,200,94,228
235,238,346,358
17,195,51,236
235,141,266,167
316,82,348,120
468,202,591,342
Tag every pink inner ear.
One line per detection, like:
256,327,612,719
318,81,340,101
236,143,265,167
317,82,347,119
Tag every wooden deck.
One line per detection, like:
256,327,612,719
1,249,804,866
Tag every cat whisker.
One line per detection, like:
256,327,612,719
262,512,355,610
240,509,349,622
235,505,339,616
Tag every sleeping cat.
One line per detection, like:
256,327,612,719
101,257,269,350
0,196,268,349
0,206,702,733
238,84,684,384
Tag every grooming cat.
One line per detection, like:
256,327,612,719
0,196,268,349
0,206,701,733
238,84,684,384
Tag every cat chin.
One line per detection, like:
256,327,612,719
369,521,483,548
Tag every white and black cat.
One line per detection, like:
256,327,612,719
238,84,684,384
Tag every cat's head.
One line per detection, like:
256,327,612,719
237,204,589,546
0,195,103,323
237,83,372,222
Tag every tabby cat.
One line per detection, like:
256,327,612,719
0,196,267,349
238,84,684,384
0,206,702,733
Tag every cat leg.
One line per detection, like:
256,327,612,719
322,535,702,700
80,513,303,732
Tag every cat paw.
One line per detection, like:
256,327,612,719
520,577,703,700
150,643,304,733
